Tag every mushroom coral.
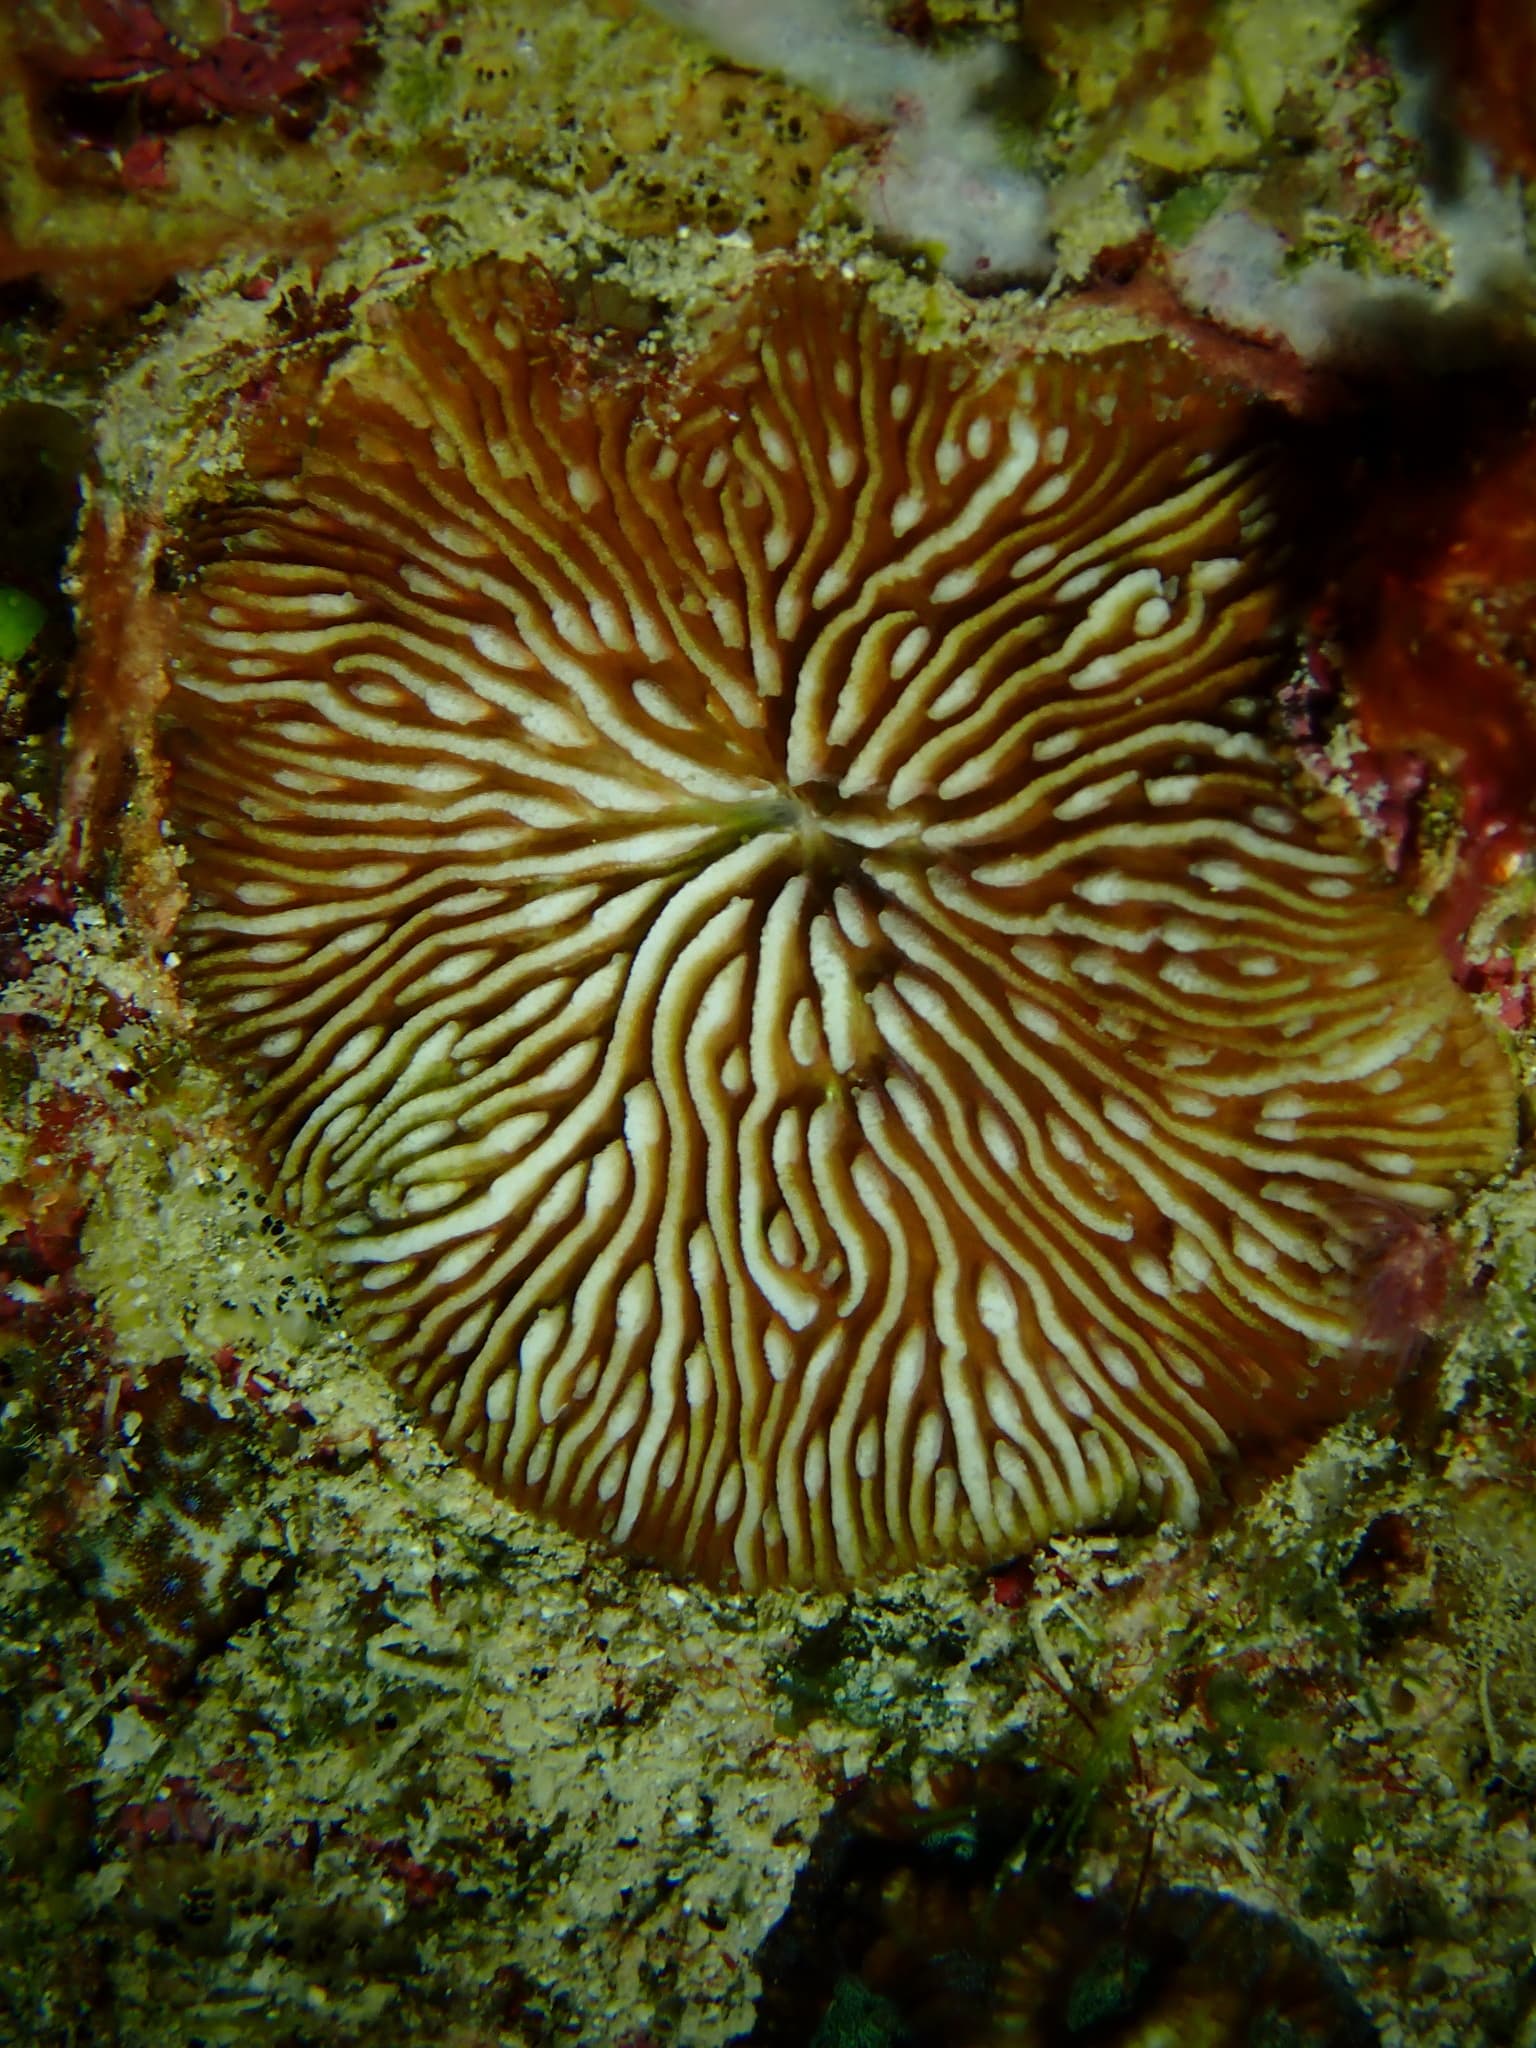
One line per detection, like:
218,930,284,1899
157,259,1516,1588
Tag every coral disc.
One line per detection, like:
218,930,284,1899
162,259,1515,1587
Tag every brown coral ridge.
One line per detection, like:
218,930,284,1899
141,256,1514,1589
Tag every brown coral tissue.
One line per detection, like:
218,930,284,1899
144,258,1514,1588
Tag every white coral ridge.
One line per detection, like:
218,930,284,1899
642,0,1053,282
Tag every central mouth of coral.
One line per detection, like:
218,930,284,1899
736,781,915,877
784,781,853,868
789,801,837,871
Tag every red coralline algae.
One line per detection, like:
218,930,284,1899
1346,444,1536,823
1314,399,1536,990
115,1777,247,1852
1435,0,1536,183
19,0,380,150
0,1188,89,1338
1,871,78,982
117,133,171,190
366,1837,460,1908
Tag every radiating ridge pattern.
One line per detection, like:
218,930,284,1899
165,261,1516,1587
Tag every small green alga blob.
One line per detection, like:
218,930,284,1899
0,587,46,663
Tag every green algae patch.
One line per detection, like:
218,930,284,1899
1153,172,1231,245
0,587,46,663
